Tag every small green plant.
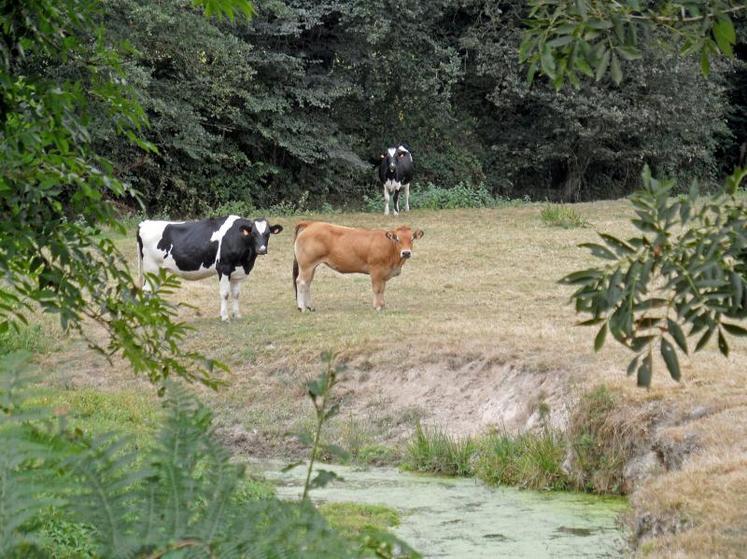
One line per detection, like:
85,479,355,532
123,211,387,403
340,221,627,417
561,165,747,386
540,204,590,228
402,423,475,476
296,352,350,499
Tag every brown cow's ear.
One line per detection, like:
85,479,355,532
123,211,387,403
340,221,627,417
385,231,399,242
413,229,424,239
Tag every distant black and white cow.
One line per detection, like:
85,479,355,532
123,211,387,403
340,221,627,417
137,216,283,321
379,144,414,216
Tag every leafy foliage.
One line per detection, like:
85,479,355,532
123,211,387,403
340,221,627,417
522,0,745,87
0,353,416,558
27,0,732,212
561,166,747,386
0,0,239,385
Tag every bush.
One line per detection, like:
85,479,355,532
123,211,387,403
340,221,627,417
363,182,529,212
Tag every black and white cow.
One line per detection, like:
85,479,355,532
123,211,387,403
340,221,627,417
378,144,414,216
137,216,283,321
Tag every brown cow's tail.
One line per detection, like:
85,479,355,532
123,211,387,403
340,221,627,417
292,221,312,302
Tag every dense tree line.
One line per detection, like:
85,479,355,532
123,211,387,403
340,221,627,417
62,0,745,215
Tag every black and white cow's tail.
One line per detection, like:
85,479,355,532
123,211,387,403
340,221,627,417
292,221,312,301
136,228,144,289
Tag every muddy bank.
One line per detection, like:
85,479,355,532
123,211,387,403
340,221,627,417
213,349,728,555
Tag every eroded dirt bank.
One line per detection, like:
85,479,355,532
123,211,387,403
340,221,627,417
204,347,747,558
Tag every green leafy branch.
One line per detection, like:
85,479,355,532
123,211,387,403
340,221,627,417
561,165,747,386
521,0,744,87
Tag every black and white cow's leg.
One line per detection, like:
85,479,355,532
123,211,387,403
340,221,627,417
230,278,242,319
383,185,390,216
404,183,410,212
219,274,231,321
140,257,160,295
392,188,400,216
296,265,317,312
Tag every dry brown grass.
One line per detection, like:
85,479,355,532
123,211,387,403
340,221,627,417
32,200,747,557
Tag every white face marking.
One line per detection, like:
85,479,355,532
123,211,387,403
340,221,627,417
387,147,396,158
255,220,268,235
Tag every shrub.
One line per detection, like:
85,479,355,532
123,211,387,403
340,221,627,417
363,182,528,212
214,199,256,217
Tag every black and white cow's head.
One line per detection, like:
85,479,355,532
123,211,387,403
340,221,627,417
240,218,283,255
378,144,414,184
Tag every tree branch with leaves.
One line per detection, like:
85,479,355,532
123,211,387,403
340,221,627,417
521,0,744,87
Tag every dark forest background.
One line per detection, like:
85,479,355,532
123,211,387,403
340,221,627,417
46,0,747,216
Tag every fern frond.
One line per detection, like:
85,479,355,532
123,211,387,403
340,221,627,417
67,431,149,558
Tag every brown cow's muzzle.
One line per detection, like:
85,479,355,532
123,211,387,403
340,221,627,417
401,250,412,259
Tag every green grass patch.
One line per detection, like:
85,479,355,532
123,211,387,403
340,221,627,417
472,430,568,491
0,323,54,355
540,204,590,228
402,423,570,491
319,502,400,537
29,388,161,447
402,423,476,476
36,510,96,559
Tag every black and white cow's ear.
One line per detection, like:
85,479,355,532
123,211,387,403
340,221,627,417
269,224,283,234
413,229,424,240
385,231,399,242
240,225,252,237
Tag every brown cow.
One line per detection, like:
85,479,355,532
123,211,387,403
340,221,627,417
292,221,424,311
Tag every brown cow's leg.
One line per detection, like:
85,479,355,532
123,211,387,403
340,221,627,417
296,264,317,312
371,275,386,311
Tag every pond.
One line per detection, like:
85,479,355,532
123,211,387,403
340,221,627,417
256,461,627,558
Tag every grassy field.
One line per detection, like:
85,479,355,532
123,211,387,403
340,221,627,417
21,199,747,557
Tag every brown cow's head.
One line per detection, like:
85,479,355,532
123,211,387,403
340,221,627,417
386,226,424,259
